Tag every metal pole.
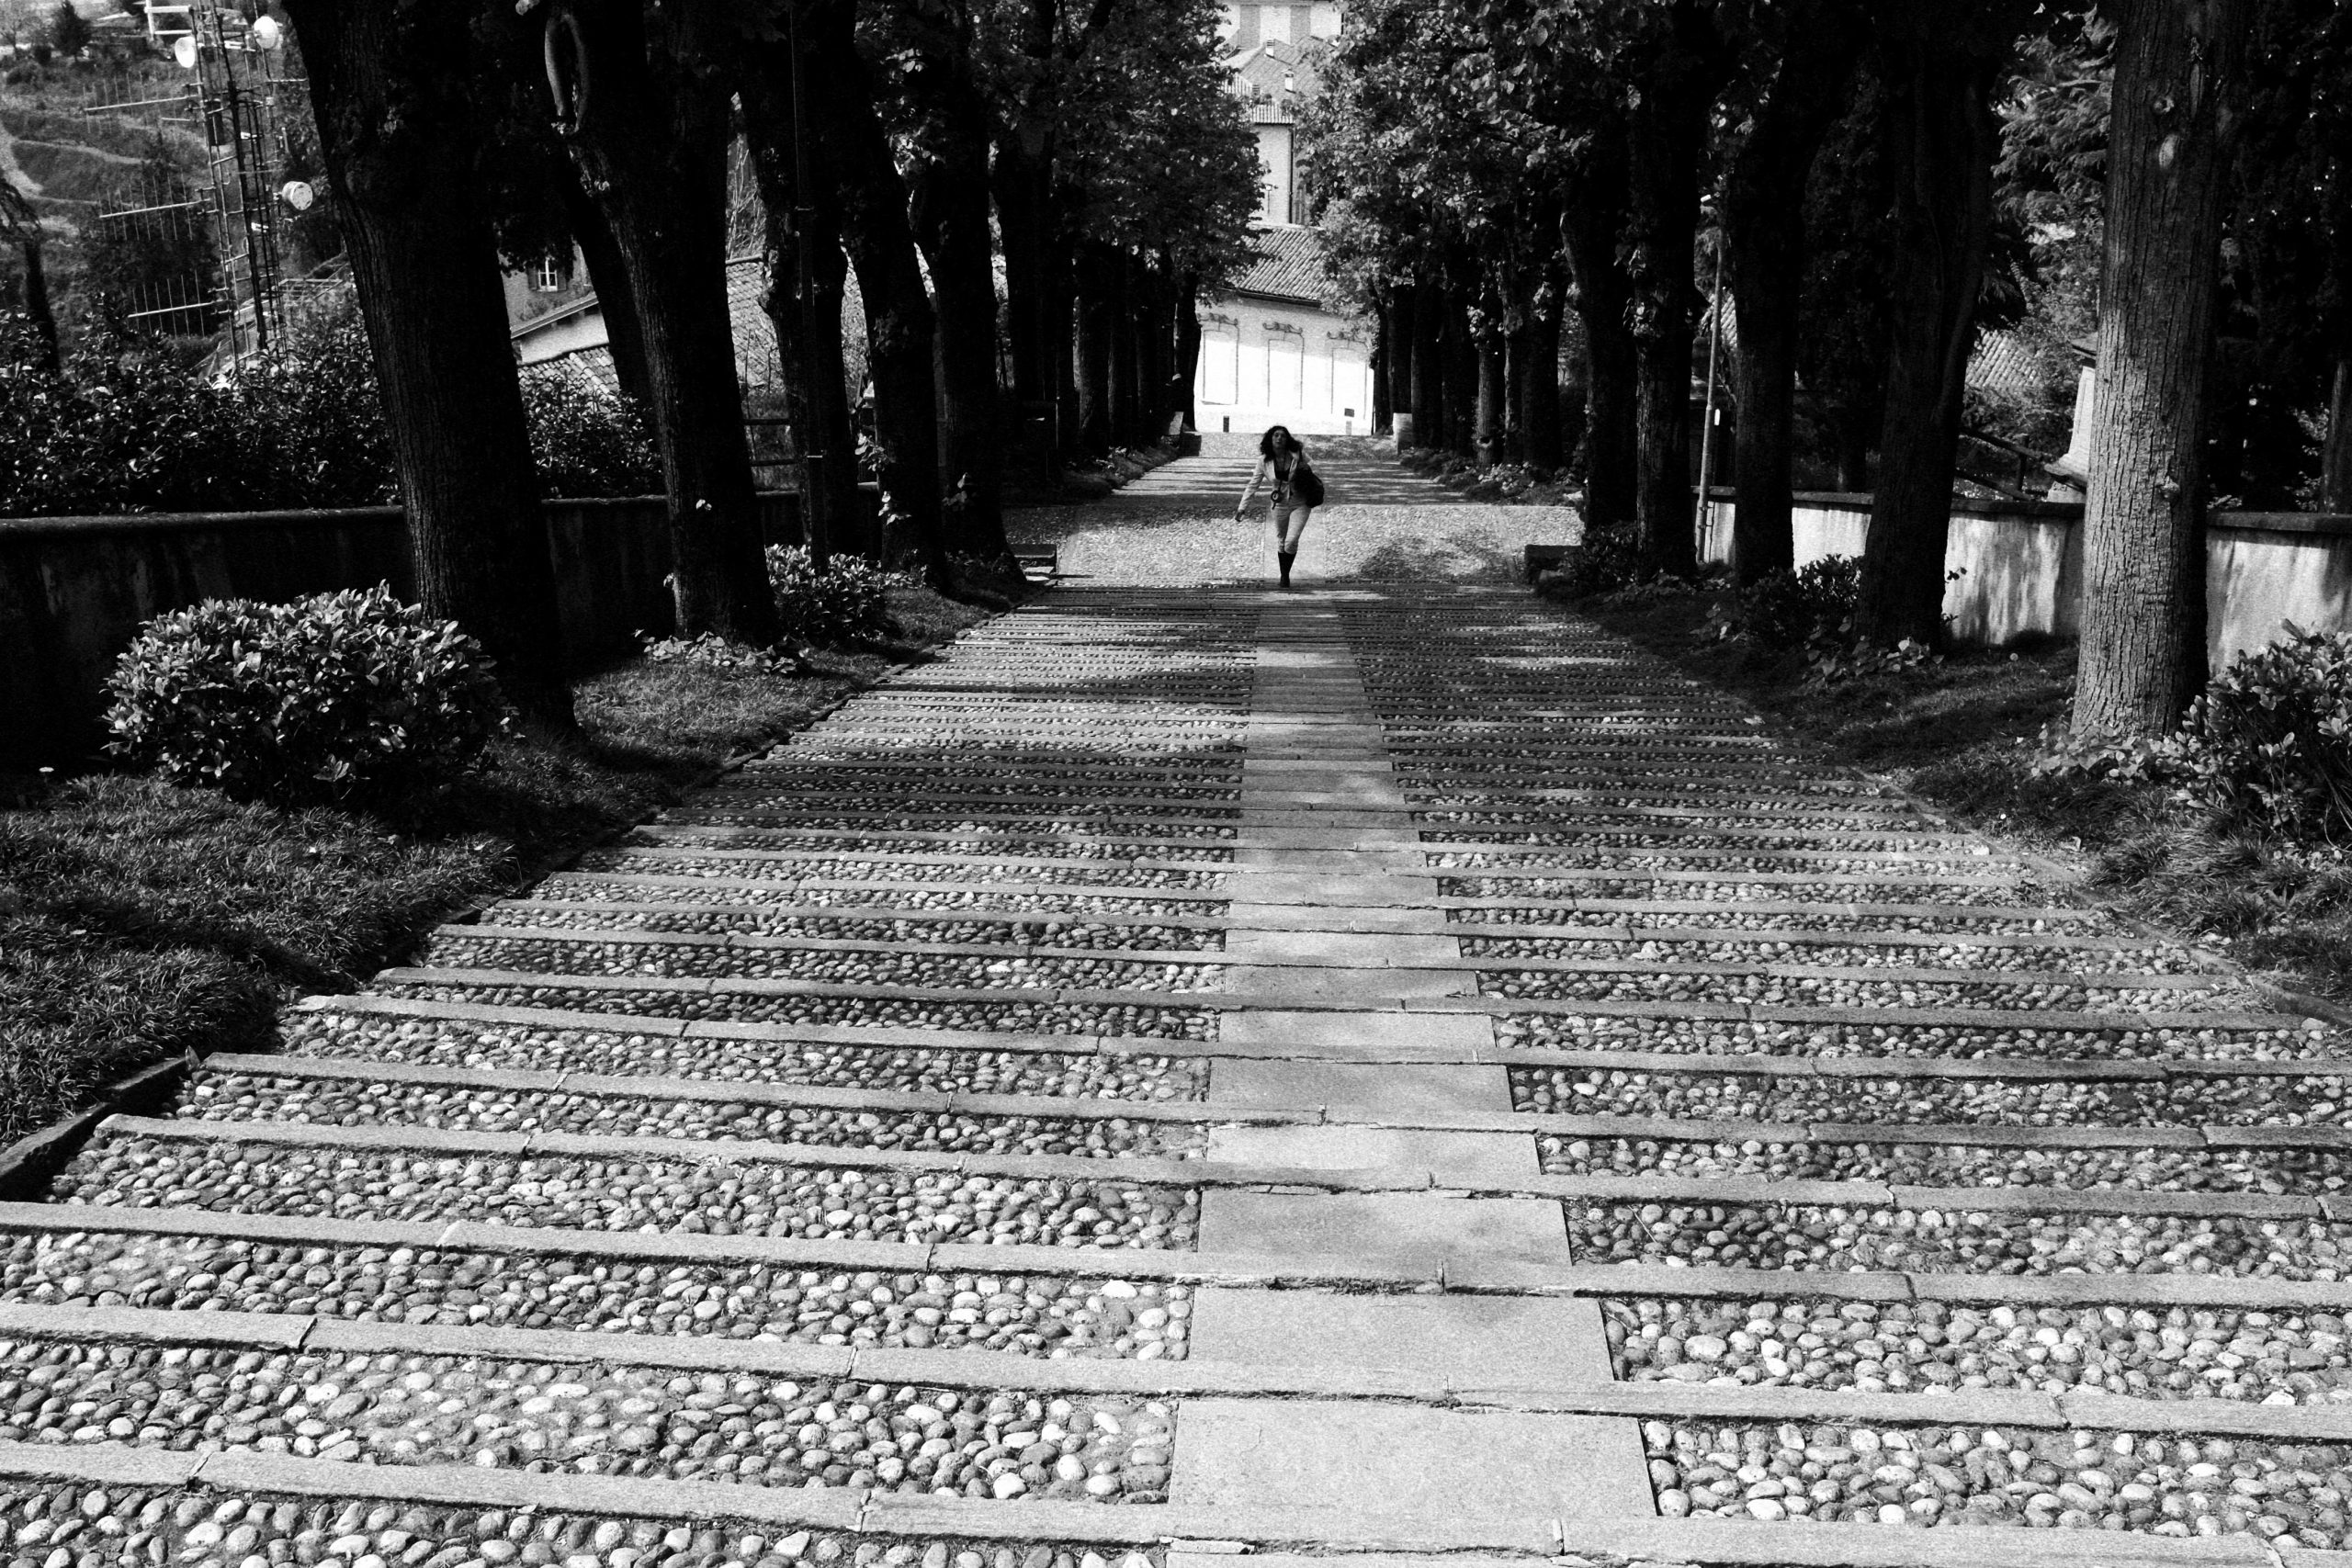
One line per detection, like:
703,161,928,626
1691,227,1725,567
785,0,830,566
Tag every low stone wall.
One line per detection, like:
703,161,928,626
1696,492,2352,663
2,491,802,771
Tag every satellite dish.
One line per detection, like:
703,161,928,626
279,179,314,211
171,33,197,68
250,15,280,49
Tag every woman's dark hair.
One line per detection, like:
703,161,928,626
1260,426,1295,458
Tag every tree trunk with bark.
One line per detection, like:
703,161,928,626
545,0,778,644
1372,288,1396,436
1175,279,1202,431
1624,2,1725,578
1075,246,1114,454
1443,277,1479,459
1562,134,1639,536
1410,271,1444,449
560,179,650,412
17,239,58,376
992,135,1049,406
739,45,865,560
1109,254,1140,446
1724,6,1860,583
284,0,573,723
1855,11,2010,645
1521,286,1565,471
2072,0,2249,738
799,0,946,582
2319,357,2352,513
1477,321,1507,466
904,5,1011,563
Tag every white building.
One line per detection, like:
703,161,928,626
1196,227,1372,438
1195,0,1371,436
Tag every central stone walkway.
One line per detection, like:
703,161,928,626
2,577,2350,1568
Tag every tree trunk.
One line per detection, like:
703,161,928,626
1075,246,1114,455
1372,288,1396,436
739,44,865,560
1410,272,1444,450
1176,279,1202,431
1562,131,1638,536
17,238,58,376
1521,288,1564,471
1051,259,1080,457
1624,2,1724,578
1856,15,2007,646
1477,319,1507,467
548,0,778,645
2324,358,2352,513
800,0,946,582
903,8,1010,564
1109,254,1140,447
1443,278,1479,459
560,178,651,412
1724,6,1860,583
992,134,1048,406
2072,0,2248,738
284,0,573,723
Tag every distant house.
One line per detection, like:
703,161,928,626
1195,224,1371,438
1195,0,1368,437
503,244,784,400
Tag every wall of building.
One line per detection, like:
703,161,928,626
1693,491,2352,665
1194,295,1374,437
1253,123,1295,225
2,492,805,770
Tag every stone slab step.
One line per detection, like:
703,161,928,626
19,1197,2352,1316
15,1441,2313,1565
332,979,2327,1041
83,1113,2352,1224
16,1296,2351,1442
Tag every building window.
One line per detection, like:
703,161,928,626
531,252,571,293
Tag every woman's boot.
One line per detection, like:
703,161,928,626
1277,549,1295,588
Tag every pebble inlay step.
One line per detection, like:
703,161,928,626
15,576,2349,1563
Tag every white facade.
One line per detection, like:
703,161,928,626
1195,296,1372,438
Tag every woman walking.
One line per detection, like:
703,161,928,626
1234,425,1322,588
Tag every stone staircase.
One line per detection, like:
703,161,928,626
4,582,2352,1568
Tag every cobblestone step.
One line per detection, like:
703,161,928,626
15,579,2346,1561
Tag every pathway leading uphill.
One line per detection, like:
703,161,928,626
3,566,2352,1567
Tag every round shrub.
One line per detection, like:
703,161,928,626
767,545,902,647
104,585,508,803
2179,627,2352,840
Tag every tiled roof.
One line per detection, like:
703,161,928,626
1227,225,1348,311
